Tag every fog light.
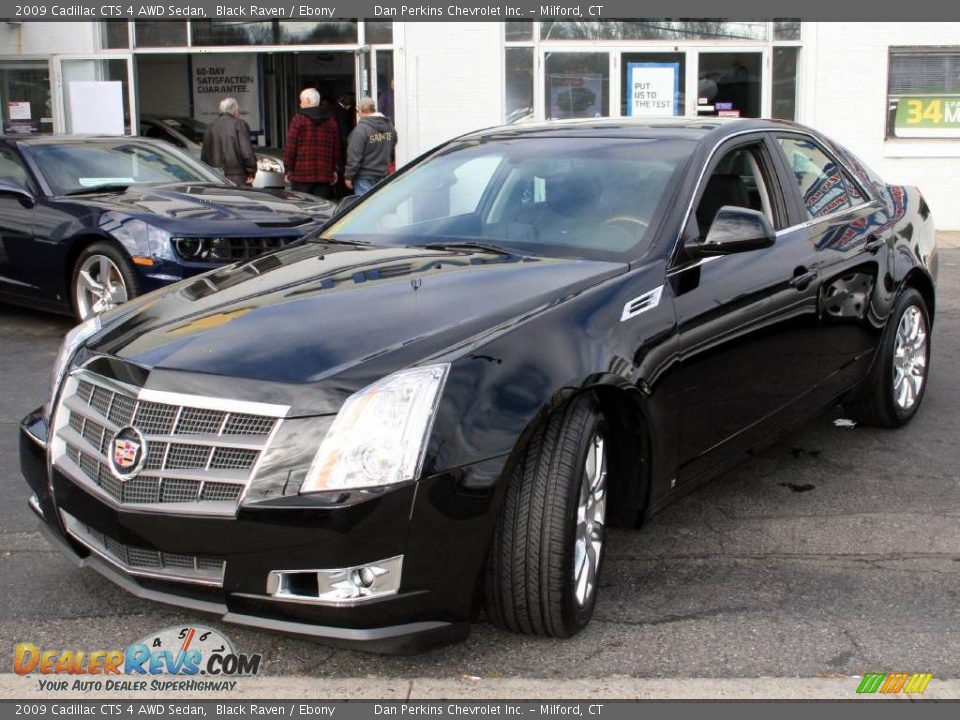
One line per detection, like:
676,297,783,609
266,555,402,605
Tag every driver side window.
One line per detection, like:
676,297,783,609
695,143,775,239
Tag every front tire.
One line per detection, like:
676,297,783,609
71,242,140,321
845,287,931,428
484,396,609,637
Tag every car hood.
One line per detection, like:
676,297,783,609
75,183,333,228
92,242,626,406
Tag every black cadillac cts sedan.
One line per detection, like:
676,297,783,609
20,119,937,652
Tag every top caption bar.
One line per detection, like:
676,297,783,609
1,0,959,21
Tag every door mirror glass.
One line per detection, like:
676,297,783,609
695,206,775,255
336,194,363,214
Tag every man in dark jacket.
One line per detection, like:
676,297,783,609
283,88,341,199
200,98,257,186
344,97,398,197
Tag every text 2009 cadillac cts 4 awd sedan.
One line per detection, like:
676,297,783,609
20,119,936,652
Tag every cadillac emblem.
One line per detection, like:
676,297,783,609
109,427,147,480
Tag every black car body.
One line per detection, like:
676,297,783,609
0,135,333,319
19,119,937,652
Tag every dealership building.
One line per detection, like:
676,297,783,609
3,19,960,226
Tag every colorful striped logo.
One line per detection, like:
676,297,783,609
856,673,933,694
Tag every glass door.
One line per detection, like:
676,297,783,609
52,54,136,135
694,50,765,119
542,50,611,120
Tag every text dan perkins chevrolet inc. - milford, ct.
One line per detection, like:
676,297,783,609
216,5,336,16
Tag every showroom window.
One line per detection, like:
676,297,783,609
503,21,802,124
887,48,960,138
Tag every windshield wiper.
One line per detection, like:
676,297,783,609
420,241,520,257
303,233,370,247
64,183,131,196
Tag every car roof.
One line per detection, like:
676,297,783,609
456,117,809,143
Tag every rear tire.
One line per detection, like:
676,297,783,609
484,395,609,637
71,242,141,321
845,287,930,428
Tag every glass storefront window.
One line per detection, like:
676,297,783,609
366,21,393,44
134,21,187,47
697,52,762,119
621,52,686,117
190,21,359,46
887,49,960,138
772,47,799,121
0,62,53,135
773,21,801,41
545,52,609,120
100,21,129,49
541,21,768,42
505,21,533,41
376,50,395,120
60,58,131,135
505,47,534,123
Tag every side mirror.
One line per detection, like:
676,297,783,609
0,182,35,208
686,206,775,257
336,194,362,214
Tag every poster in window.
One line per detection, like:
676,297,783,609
191,55,261,135
894,96,960,137
627,63,679,117
68,82,124,135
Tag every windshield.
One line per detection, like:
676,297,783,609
322,136,695,260
27,140,221,195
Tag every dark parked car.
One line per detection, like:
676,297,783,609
0,135,334,320
20,119,936,652
139,115,286,189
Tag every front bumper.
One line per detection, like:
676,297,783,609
21,409,505,653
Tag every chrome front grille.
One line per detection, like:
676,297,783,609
61,511,225,586
51,369,288,516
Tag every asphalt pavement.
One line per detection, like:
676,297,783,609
0,248,957,695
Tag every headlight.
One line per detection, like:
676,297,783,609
299,364,450,493
257,156,284,173
47,315,102,414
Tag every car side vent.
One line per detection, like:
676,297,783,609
620,286,664,322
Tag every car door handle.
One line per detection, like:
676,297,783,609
864,235,885,254
789,268,819,290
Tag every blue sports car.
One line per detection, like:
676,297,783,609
0,135,334,320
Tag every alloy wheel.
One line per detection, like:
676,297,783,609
893,305,928,411
573,431,608,607
75,254,129,320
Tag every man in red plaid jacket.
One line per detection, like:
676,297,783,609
283,88,341,199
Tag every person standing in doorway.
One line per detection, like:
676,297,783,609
201,98,257,187
283,88,341,199
344,97,398,197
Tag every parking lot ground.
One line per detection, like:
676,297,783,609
0,245,957,697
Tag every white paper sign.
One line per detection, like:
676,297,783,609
8,102,31,120
628,63,679,117
191,55,261,133
68,81,124,135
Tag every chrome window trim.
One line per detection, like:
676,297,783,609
773,200,880,238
